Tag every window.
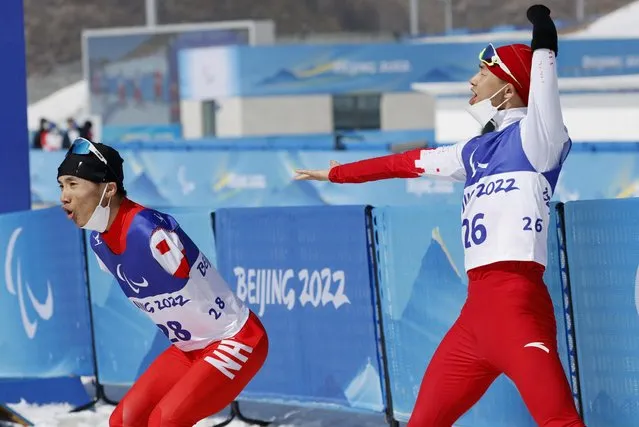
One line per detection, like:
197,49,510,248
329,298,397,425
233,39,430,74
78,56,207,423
332,94,381,131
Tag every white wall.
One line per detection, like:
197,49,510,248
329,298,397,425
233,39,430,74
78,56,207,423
435,93,639,143
181,95,333,137
236,95,333,136
381,92,435,130
215,98,244,137
182,93,440,138
180,100,203,139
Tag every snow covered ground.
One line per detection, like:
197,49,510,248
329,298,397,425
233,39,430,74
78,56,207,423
6,398,390,427
569,0,639,38
6,401,250,427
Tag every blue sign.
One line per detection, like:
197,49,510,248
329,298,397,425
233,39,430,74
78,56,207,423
86,207,217,385
562,198,639,427
100,124,183,144
0,0,29,213
179,38,639,98
214,206,386,413
0,208,94,377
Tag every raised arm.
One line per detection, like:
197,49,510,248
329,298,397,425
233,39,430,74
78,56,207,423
521,5,570,172
295,143,467,184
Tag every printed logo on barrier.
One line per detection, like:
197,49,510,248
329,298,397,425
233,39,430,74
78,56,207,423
233,267,351,317
213,173,267,191
616,180,639,198
177,166,196,196
116,264,149,294
4,228,54,339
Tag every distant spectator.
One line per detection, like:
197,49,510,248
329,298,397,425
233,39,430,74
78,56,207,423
32,118,48,149
79,120,93,141
62,118,80,149
41,122,63,151
154,70,164,102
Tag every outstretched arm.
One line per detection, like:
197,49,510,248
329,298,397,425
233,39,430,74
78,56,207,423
295,143,467,184
521,5,570,172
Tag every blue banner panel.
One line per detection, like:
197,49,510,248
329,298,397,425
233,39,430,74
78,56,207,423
30,149,639,209
88,207,217,385
179,39,639,97
563,198,639,427
29,149,463,209
214,206,385,413
372,205,571,425
0,0,30,213
0,208,93,377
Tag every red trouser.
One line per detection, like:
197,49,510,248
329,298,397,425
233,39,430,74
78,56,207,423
407,261,585,427
109,312,268,427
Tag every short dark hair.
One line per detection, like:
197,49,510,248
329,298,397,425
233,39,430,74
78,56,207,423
116,182,127,197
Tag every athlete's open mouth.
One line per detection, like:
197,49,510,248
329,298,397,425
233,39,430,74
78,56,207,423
62,207,73,220
469,89,478,105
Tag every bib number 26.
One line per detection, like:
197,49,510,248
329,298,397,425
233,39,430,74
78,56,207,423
462,213,487,248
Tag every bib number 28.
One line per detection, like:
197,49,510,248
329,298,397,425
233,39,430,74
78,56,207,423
157,321,191,343
462,213,487,248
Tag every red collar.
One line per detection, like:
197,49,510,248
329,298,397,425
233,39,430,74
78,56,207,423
101,198,145,255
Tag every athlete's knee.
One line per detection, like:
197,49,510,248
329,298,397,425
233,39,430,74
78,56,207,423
109,402,150,427
109,401,149,427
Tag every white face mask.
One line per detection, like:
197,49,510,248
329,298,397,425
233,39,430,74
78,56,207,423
465,84,509,127
82,185,112,233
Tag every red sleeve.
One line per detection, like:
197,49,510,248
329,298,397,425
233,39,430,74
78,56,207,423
328,149,430,183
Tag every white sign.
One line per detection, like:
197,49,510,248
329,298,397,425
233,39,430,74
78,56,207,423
179,46,238,101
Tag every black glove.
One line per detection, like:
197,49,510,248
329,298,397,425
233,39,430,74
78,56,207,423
527,4,558,55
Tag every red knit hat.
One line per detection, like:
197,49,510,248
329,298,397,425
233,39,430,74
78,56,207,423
485,43,532,105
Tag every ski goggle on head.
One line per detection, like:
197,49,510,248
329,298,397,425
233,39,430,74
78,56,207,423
479,43,522,88
66,137,119,182
68,137,108,163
